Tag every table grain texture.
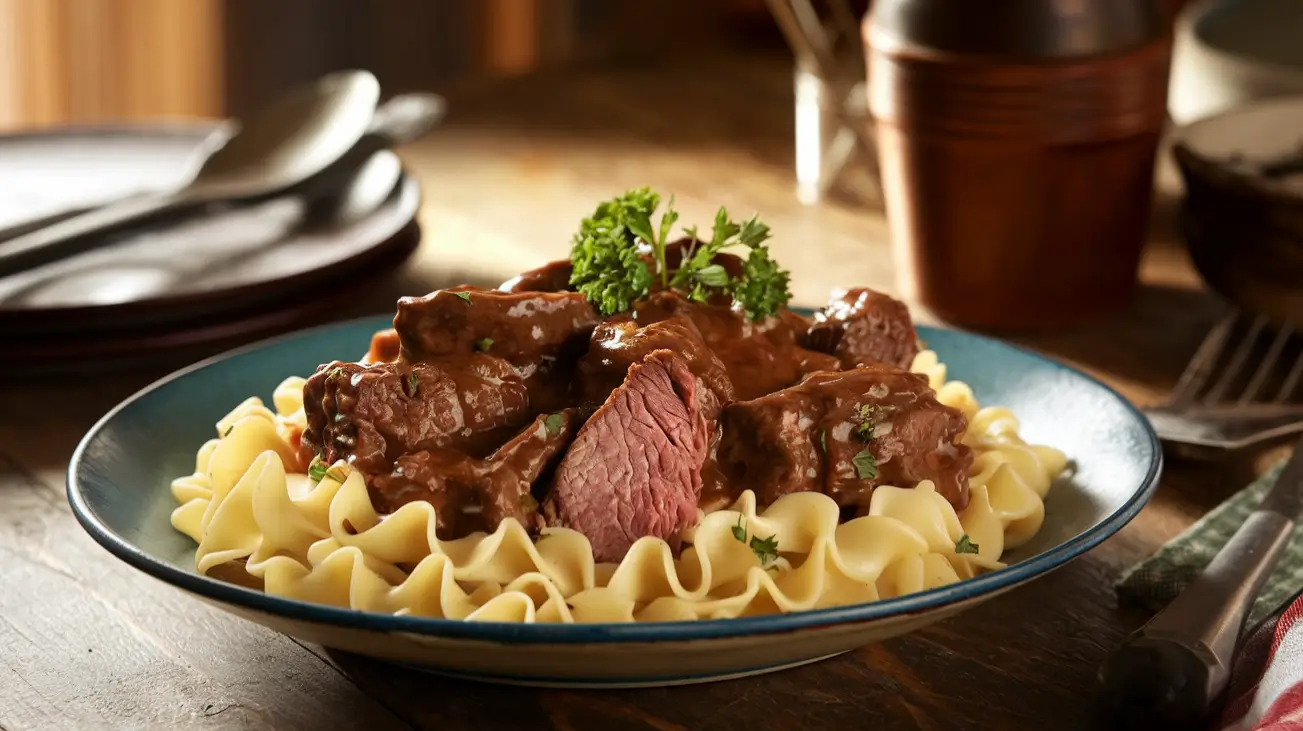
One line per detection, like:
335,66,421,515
0,53,1269,731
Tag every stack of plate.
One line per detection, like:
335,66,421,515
0,124,422,375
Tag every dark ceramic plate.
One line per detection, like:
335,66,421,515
66,315,1162,687
0,123,421,336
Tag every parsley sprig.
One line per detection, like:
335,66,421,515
568,188,791,320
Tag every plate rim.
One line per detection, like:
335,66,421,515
66,313,1163,645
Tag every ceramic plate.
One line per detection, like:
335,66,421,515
0,124,421,336
67,315,1162,687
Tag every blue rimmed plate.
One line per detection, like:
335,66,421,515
67,314,1162,687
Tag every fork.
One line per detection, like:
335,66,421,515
1144,310,1303,456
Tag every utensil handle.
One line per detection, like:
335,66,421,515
1098,510,1294,726
0,192,185,277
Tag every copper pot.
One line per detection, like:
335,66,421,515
865,0,1173,331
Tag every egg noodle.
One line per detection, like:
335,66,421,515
169,350,1068,623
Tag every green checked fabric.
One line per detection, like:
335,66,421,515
1116,459,1303,628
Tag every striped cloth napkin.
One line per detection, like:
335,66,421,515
1117,460,1303,730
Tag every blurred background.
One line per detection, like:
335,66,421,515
0,0,823,129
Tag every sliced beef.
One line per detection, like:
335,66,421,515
633,291,840,400
577,316,734,418
368,410,579,538
806,288,920,369
301,357,531,475
716,364,972,511
544,350,708,562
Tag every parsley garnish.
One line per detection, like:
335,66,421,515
955,534,980,555
749,534,780,565
475,337,494,352
671,208,788,319
308,457,328,482
818,428,828,454
544,413,565,436
403,371,419,397
452,291,472,303
568,189,660,316
854,422,874,441
852,448,878,479
223,425,234,438
568,188,791,320
731,515,748,544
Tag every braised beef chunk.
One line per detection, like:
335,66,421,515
499,260,574,293
633,291,840,400
368,410,578,538
544,350,708,562
578,316,734,418
301,357,531,475
717,364,972,511
363,328,401,364
806,288,920,369
394,287,598,366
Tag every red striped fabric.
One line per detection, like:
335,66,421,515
1223,595,1303,730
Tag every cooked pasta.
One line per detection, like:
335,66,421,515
168,350,1067,623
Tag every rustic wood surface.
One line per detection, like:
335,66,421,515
0,52,1274,730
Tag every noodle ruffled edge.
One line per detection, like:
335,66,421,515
168,350,1068,623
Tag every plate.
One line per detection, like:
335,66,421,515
0,221,418,376
0,123,421,336
67,314,1162,687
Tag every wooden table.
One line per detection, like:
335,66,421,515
0,52,1273,730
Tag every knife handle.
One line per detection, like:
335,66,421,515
1098,509,1295,728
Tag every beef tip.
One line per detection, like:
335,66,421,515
578,316,735,418
544,350,708,562
499,259,574,293
634,291,840,400
301,357,531,475
362,328,401,364
394,287,598,412
806,288,919,369
394,287,597,366
717,364,972,511
368,410,579,538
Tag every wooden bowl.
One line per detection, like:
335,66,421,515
1172,95,1303,326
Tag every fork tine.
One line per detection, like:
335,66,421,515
1170,312,1238,406
1205,314,1266,404
1276,343,1303,403
1240,323,1293,404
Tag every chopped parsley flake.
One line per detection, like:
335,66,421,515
955,534,980,555
404,371,420,397
308,458,328,482
223,425,234,438
452,291,472,303
732,515,747,544
520,493,540,513
544,413,565,437
852,448,878,480
475,337,494,352
854,422,874,441
819,428,828,453
749,534,780,565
